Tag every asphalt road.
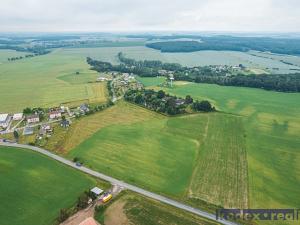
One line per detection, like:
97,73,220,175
0,142,239,225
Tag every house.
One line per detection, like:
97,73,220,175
27,114,40,123
60,120,70,128
96,77,107,82
79,104,89,113
49,111,61,119
39,124,52,135
23,126,34,135
0,114,11,128
13,113,23,121
175,99,186,106
90,187,103,196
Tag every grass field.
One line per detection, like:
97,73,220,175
0,49,27,63
67,101,248,209
96,191,220,225
0,146,99,225
0,48,108,112
1,46,300,112
143,80,300,211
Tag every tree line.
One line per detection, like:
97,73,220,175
124,89,215,115
87,54,300,92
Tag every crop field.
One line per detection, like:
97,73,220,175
69,46,300,73
144,80,300,210
0,49,27,63
1,46,299,112
0,146,97,225
97,192,220,225
0,49,107,112
67,102,248,208
45,101,163,153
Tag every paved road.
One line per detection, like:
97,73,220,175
0,142,239,225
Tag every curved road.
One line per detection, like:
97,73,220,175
0,142,239,225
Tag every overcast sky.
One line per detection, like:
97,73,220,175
0,0,299,32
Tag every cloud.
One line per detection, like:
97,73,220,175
0,0,299,32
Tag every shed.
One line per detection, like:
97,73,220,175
90,187,103,196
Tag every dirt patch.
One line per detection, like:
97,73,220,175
104,201,129,225
60,205,97,225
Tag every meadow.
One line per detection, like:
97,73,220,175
96,191,220,225
0,146,99,225
67,101,248,209
143,79,300,211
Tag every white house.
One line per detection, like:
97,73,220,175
49,111,61,119
0,114,11,128
13,113,23,121
27,115,40,123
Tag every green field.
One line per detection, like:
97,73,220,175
68,102,248,209
143,80,300,210
97,191,219,225
0,146,98,225
1,46,300,112
0,48,107,112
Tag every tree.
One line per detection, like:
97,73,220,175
192,100,215,112
185,95,193,104
157,90,165,99
23,107,32,115
13,130,19,140
77,192,89,209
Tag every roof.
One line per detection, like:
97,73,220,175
27,114,39,119
49,111,61,115
90,187,103,195
0,114,9,123
13,113,23,119
23,126,34,135
79,217,99,225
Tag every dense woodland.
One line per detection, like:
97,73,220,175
144,35,300,55
87,54,300,92
124,89,214,115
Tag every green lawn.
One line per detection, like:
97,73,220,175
0,146,97,225
148,81,300,210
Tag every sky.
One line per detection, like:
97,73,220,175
0,0,299,32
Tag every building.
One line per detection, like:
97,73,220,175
90,187,103,196
0,114,11,128
175,99,186,106
23,126,34,135
96,77,107,82
79,217,98,225
39,124,52,135
79,104,90,114
49,111,61,119
13,113,23,121
27,114,40,123
60,120,70,128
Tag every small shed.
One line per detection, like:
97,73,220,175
23,126,34,135
90,187,103,196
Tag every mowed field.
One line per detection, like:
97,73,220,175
0,48,108,112
97,192,220,225
0,146,97,225
144,80,300,211
67,101,248,209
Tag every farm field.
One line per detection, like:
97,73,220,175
142,79,300,211
67,102,248,209
0,49,27,63
1,45,300,112
0,48,108,112
96,192,220,225
0,146,99,225
71,46,300,73
44,101,163,153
